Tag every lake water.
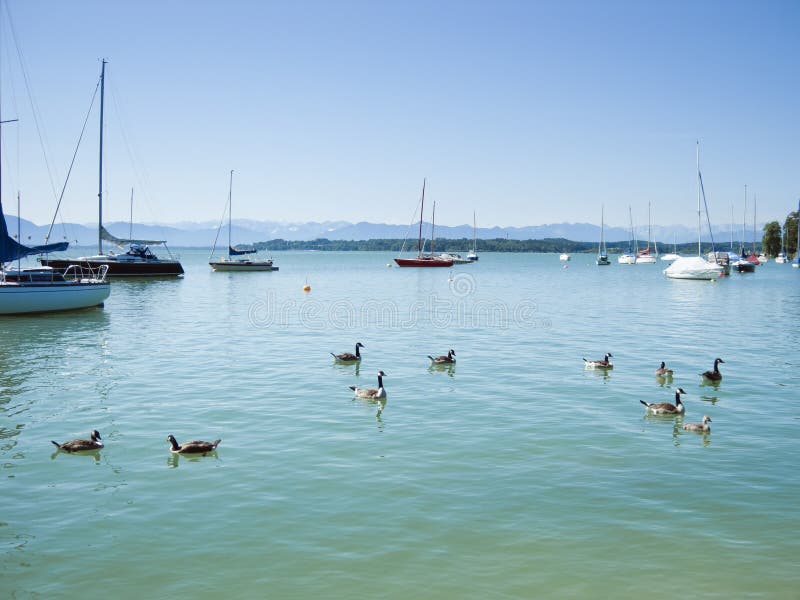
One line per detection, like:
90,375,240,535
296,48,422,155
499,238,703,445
2,250,799,598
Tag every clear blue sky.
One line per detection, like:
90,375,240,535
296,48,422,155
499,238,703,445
1,0,798,232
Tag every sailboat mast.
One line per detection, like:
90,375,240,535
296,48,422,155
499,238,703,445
696,142,701,256
418,178,425,256
228,170,234,257
473,210,477,253
129,187,134,240
742,185,747,255
753,195,757,255
431,200,436,255
98,59,106,255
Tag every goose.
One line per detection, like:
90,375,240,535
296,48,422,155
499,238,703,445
428,349,456,364
683,415,712,433
51,430,104,452
655,361,674,376
350,370,386,399
640,388,687,415
167,435,221,454
583,353,613,369
701,358,724,381
331,342,364,363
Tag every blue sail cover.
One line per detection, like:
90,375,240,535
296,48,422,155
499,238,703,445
229,245,257,256
0,197,68,263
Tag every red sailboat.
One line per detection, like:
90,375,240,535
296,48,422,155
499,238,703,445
394,179,453,267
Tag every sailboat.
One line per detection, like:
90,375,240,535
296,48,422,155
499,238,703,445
635,203,658,263
39,61,183,277
618,207,637,264
467,211,479,261
754,196,768,264
435,204,472,265
731,186,755,273
0,119,109,314
660,233,680,261
664,143,724,280
209,171,276,272
775,224,787,263
394,180,453,267
596,205,610,265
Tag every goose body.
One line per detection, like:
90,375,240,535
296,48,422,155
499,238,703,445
640,388,686,415
655,361,674,376
584,353,613,369
167,435,221,454
701,358,724,381
683,415,712,433
428,349,456,364
51,430,104,452
350,370,386,399
332,342,364,363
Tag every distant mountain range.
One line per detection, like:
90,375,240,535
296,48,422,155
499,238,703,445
6,215,763,248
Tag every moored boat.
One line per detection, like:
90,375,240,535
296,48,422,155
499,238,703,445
394,180,453,267
597,205,610,266
39,61,183,278
209,171,277,272
0,107,109,314
664,143,724,281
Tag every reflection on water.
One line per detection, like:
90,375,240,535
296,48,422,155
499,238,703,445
167,451,219,468
427,362,455,377
700,378,722,391
655,373,674,387
701,395,719,405
50,449,102,463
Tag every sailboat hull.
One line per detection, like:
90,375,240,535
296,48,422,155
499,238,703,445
0,281,109,314
394,256,453,267
209,260,277,271
40,257,184,277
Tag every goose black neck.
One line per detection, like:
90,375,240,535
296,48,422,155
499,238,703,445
377,374,383,388
355,344,361,358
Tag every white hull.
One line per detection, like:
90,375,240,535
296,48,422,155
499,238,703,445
618,254,636,264
210,260,277,272
559,253,570,261
660,253,680,261
635,255,657,264
775,254,787,264
664,256,724,280
0,282,110,314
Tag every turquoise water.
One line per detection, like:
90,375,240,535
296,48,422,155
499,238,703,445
2,250,799,598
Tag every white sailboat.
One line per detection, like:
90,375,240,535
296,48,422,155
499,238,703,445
775,224,787,263
209,170,277,271
618,207,637,264
597,205,610,265
467,211,479,261
660,233,680,261
0,120,109,315
664,143,724,280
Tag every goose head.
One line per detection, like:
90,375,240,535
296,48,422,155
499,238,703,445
90,430,102,442
659,361,666,369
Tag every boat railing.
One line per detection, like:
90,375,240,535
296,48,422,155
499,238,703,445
63,263,109,283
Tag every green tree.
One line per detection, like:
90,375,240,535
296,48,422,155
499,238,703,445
762,221,782,257
785,209,799,259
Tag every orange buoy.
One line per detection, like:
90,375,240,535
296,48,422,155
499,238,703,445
303,284,311,292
